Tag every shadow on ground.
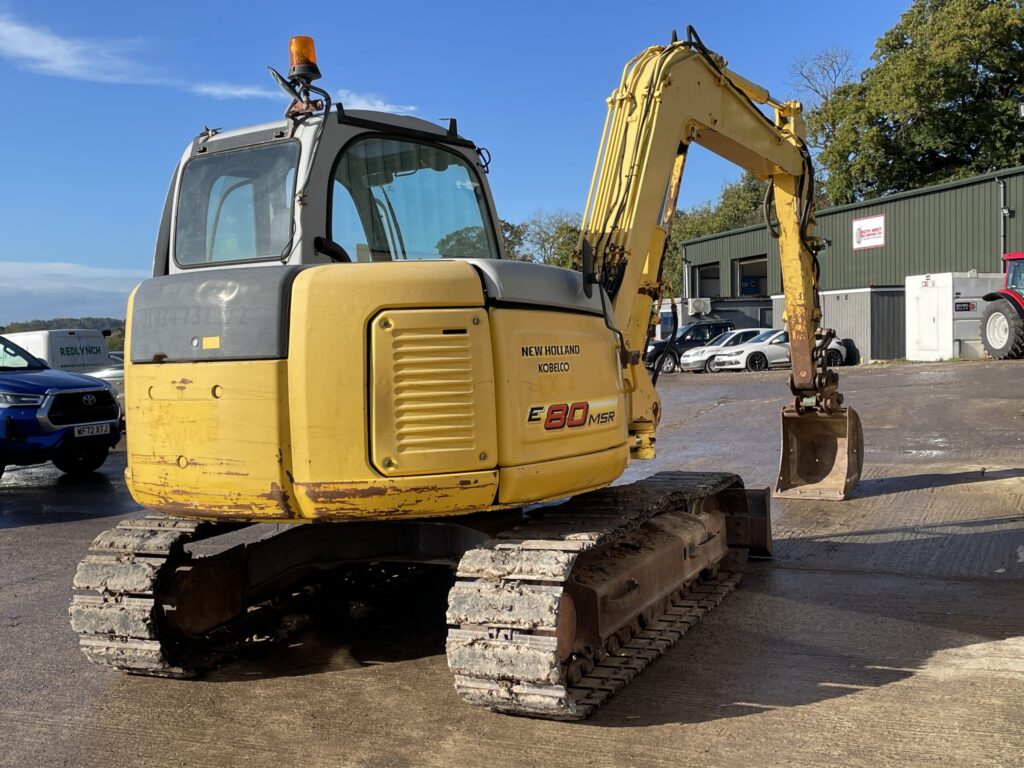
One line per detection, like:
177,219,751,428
851,467,1024,498
144,524,1024,730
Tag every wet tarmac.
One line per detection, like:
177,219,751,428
1,360,1022,767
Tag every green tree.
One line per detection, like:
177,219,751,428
499,219,531,261
523,210,581,268
0,317,124,333
435,226,490,258
813,0,1024,203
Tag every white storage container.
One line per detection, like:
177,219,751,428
905,272,1004,361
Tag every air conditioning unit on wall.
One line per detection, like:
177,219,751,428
687,297,712,316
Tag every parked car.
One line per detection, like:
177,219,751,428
0,335,121,480
711,329,847,372
678,328,773,372
645,319,735,373
85,362,125,413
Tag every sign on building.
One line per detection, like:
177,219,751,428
852,214,885,250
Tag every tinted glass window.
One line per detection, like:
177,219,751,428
675,324,695,341
175,142,298,266
1008,260,1023,292
749,330,776,344
0,338,44,370
708,332,733,346
331,137,498,262
773,331,790,344
688,326,712,342
724,331,750,346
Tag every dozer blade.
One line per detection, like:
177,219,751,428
775,406,863,500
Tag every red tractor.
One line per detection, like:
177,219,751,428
981,252,1024,359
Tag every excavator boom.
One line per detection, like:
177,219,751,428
579,27,863,498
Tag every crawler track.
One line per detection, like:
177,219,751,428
71,471,753,723
446,471,746,720
69,516,308,676
70,515,221,676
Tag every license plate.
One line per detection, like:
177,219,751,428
74,424,111,438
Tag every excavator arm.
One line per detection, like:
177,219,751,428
579,27,863,499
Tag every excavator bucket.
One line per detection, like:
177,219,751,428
775,406,863,500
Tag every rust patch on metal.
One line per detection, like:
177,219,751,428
301,484,391,502
171,377,194,392
266,483,296,517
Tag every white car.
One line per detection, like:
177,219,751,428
677,328,772,372
712,329,847,372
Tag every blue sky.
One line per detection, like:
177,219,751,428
0,0,906,322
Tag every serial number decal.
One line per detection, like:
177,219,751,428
527,399,617,431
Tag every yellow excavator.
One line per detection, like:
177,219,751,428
70,29,862,720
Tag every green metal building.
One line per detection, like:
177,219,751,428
683,166,1023,299
678,166,1023,361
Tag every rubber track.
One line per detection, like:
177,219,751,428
69,515,234,677
445,470,744,720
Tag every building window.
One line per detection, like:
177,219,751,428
692,263,721,297
733,256,768,297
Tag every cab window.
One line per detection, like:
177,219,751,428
330,137,499,262
175,142,298,266
1008,260,1023,292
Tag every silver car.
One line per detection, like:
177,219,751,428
677,328,771,372
712,329,848,372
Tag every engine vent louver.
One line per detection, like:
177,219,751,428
371,309,497,477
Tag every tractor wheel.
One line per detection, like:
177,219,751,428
746,352,768,372
981,299,1024,359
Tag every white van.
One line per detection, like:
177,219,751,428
3,329,116,373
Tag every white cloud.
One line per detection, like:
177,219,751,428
0,261,148,324
0,13,416,109
337,88,417,115
187,82,279,100
0,12,278,100
0,12,146,83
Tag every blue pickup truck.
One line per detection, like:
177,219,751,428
0,335,121,480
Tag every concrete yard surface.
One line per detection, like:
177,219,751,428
1,361,1022,767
